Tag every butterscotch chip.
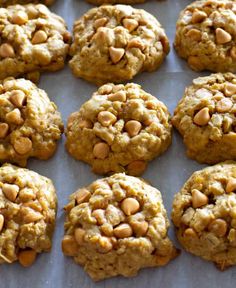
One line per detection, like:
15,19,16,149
9,90,26,108
11,11,28,25
32,30,48,44
74,228,86,245
93,143,110,160
172,162,236,270
0,164,57,266
75,189,91,204
0,214,4,233
13,137,32,155
193,108,210,126
109,47,125,64
0,4,69,80
215,28,232,44
62,173,179,281
172,73,236,164
2,183,19,202
18,250,37,267
175,0,236,72
123,18,138,31
69,5,169,85
6,109,24,125
61,235,78,256
0,123,9,138
0,44,15,58
65,83,172,176
226,178,236,193
0,78,63,166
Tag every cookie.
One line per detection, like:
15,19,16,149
87,0,145,4
0,4,71,80
172,73,236,164
0,0,54,6
62,173,179,281
0,77,63,166
174,0,236,72
66,83,172,176
69,4,169,85
0,163,57,267
172,161,236,270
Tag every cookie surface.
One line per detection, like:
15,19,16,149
0,77,63,166
172,73,236,164
0,163,57,266
0,0,54,6
0,4,70,80
172,162,236,270
87,0,145,4
66,83,172,176
62,173,178,281
69,4,169,85
174,0,236,72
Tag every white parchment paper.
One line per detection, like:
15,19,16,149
1,0,236,287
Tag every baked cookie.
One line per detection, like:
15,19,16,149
172,73,236,164
0,163,57,267
174,0,236,72
0,0,54,6
0,4,71,80
69,5,169,85
172,161,236,270
0,77,63,166
62,173,179,281
87,0,145,4
66,83,172,176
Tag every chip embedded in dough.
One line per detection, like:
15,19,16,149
62,173,179,281
0,4,71,80
65,83,172,176
172,161,236,270
172,73,236,164
0,0,54,6
0,77,63,166
69,4,169,85
174,0,236,72
0,163,57,267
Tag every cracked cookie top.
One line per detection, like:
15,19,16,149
172,162,236,270
69,4,169,85
0,163,57,267
0,77,63,166
62,173,178,281
66,83,172,176
0,4,71,80
172,73,236,164
174,0,236,72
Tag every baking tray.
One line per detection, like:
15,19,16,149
1,0,236,287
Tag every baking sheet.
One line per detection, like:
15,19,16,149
1,0,236,287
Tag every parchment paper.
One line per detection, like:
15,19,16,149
1,0,235,287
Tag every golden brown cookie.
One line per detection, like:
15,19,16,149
0,0,54,6
0,163,57,267
65,83,172,176
0,4,71,80
69,4,169,85
174,0,236,72
0,77,63,166
172,162,236,270
172,73,236,164
62,173,179,281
